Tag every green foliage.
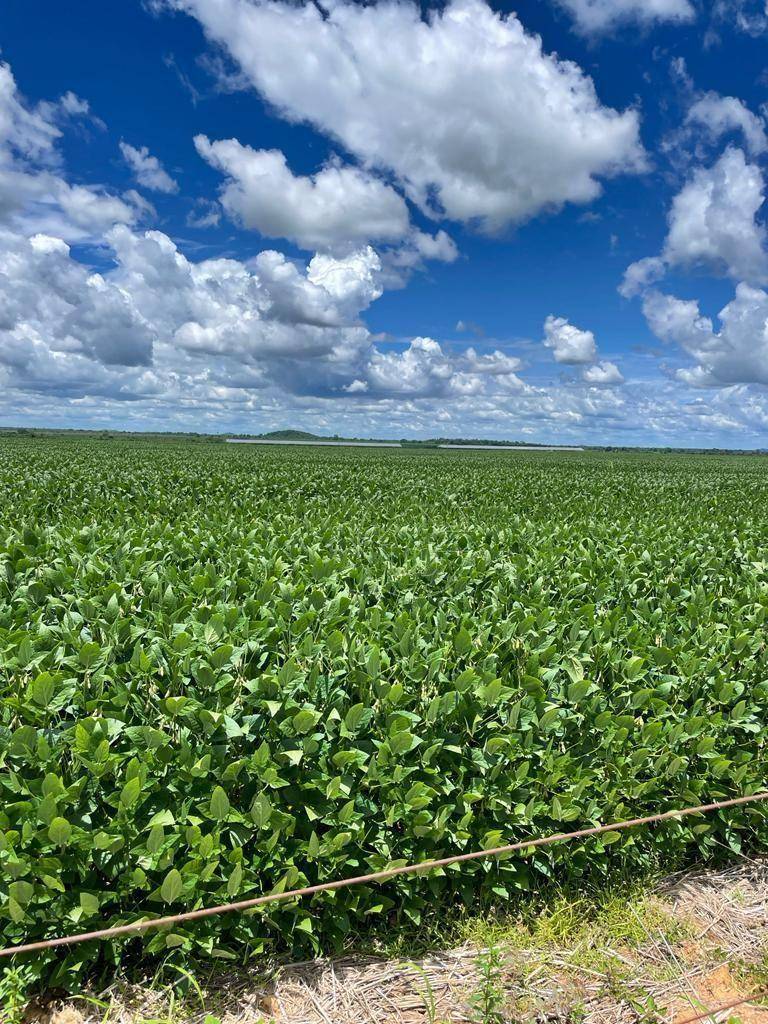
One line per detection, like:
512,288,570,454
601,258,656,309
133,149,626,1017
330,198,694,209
469,945,506,1024
0,964,36,1023
1,439,768,992
405,962,443,1024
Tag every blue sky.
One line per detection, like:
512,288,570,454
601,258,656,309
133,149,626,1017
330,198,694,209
1,0,767,445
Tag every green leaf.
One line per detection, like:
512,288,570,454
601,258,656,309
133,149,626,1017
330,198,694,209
9,725,37,757
226,863,243,897
344,703,367,732
563,658,584,684
29,672,56,708
293,709,319,735
631,688,653,709
481,678,503,704
209,786,230,821
250,792,272,829
8,897,25,923
147,824,165,855
538,707,560,731
624,656,645,681
453,628,473,656
599,831,622,846
389,731,414,755
80,892,100,915
119,777,142,809
567,679,590,703
79,641,102,668
160,868,183,904
48,816,73,847
9,881,34,907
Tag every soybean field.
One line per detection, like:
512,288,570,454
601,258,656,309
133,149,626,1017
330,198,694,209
1,437,768,988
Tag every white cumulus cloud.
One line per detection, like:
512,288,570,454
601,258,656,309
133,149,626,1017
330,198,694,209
120,141,179,194
642,284,768,387
685,94,768,156
664,147,767,283
543,316,598,364
619,256,667,298
0,63,138,242
0,225,389,379
365,337,491,398
583,360,625,384
410,230,459,264
0,232,154,367
163,0,646,232
0,62,61,164
194,136,410,251
463,347,522,376
0,57,537,419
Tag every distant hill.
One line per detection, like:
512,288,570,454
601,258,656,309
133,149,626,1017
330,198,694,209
256,429,323,441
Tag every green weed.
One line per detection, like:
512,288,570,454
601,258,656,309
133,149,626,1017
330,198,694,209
469,945,506,1024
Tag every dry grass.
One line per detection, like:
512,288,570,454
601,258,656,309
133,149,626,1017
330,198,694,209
28,859,768,1024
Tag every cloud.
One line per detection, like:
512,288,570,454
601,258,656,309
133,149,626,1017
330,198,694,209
365,337,458,396
362,337,518,398
57,91,92,118
0,169,138,241
380,230,459,286
0,215,533,408
623,148,768,294
642,283,768,386
463,347,522,375
663,148,767,283
343,378,368,394
685,94,768,156
163,52,203,106
542,315,624,384
710,0,768,37
583,360,625,384
0,233,154,369
187,198,221,228
120,141,179,194
196,51,252,94
283,334,526,400
4,54,762,446
0,62,392,391
661,73,767,169
304,247,383,318
0,57,514,422
619,256,667,298
195,137,410,251
163,0,646,232
543,316,598,364
552,0,695,35
0,224,403,415
194,136,457,265
0,62,138,242
35,89,104,132
410,230,459,264
109,226,382,344
124,189,158,221
0,62,62,165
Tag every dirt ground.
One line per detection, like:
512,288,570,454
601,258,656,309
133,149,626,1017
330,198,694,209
30,859,768,1024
